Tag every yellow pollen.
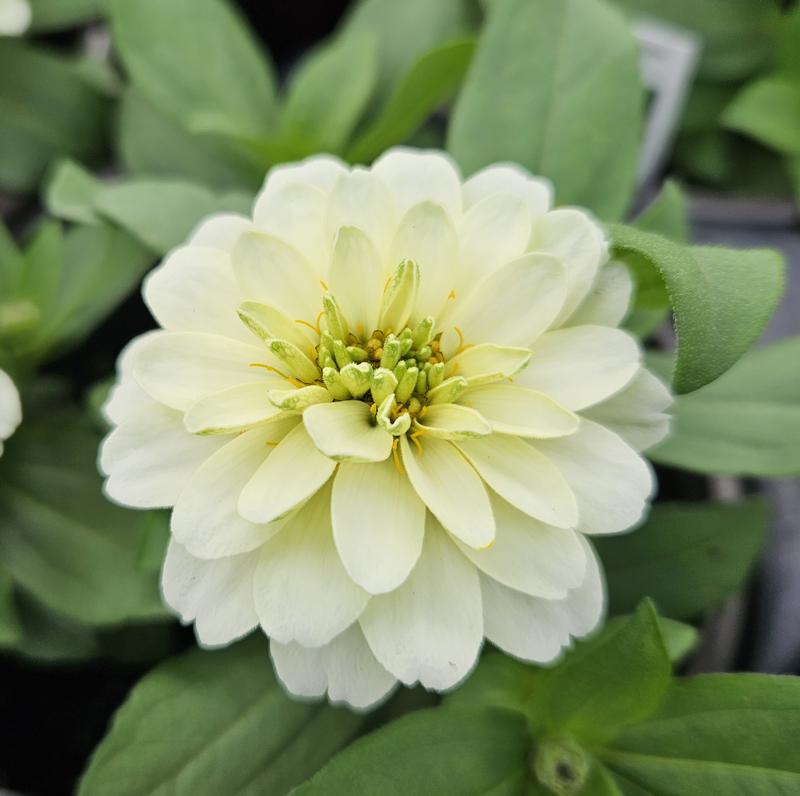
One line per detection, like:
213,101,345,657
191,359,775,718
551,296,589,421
356,321,364,337
418,405,428,419
369,402,377,416
249,362,305,389
448,289,457,300
391,438,404,475
454,326,473,356
265,440,279,447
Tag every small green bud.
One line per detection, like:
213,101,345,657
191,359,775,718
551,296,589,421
370,367,398,407
378,259,419,332
346,346,368,363
268,339,320,383
398,336,414,356
332,339,352,369
322,367,351,400
268,385,331,412
533,737,591,796
416,345,432,361
380,338,403,370
411,316,435,348
393,361,408,382
322,293,349,341
427,375,467,404
375,394,411,436
428,362,445,390
416,369,428,394
396,366,419,404
339,362,372,398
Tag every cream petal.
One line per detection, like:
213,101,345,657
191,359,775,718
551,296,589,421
132,331,272,411
456,435,578,529
455,493,585,598
389,201,458,322
261,154,347,194
189,213,252,252
415,403,492,440
303,400,393,463
0,368,22,443
535,419,654,536
584,368,672,452
458,384,578,439
566,260,633,328
372,148,462,219
161,539,258,647
332,459,426,594
563,535,606,637
171,424,295,559
271,624,396,710
444,343,532,385
183,382,287,435
329,226,384,334
233,231,324,322
530,208,608,325
238,422,336,524
515,325,640,411
400,435,494,549
360,518,483,690
462,163,552,217
253,482,369,647
103,333,160,424
237,300,317,351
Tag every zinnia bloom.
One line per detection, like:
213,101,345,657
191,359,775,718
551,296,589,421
101,148,670,708
0,368,21,457
0,0,31,36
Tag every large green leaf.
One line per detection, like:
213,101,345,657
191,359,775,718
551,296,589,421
648,339,800,476
292,706,528,795
29,0,103,31
0,408,167,626
448,0,643,221
0,40,109,192
79,637,369,796
110,0,278,140
347,38,476,164
44,158,102,225
634,181,689,244
595,500,768,619
600,674,800,794
610,226,784,393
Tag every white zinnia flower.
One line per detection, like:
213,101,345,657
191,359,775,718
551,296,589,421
100,148,671,709
0,0,31,36
0,368,22,457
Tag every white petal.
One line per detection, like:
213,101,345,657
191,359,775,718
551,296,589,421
271,624,396,710
459,384,578,439
530,208,608,324
171,424,295,559
329,226,384,334
566,260,632,328
233,231,323,321
103,333,159,424
0,368,22,443
389,201,458,321
456,493,585,598
253,482,369,646
238,422,336,524
100,397,225,509
161,539,258,647
303,400,393,463
400,435,494,549
445,253,566,352
183,382,286,435
326,168,397,256
332,459,425,594
444,343,532,385
189,213,252,252
563,535,606,637
456,435,578,529
415,403,492,440
584,368,672,452
515,325,640,411
372,148,462,219
360,518,482,690
462,163,552,217
535,419,654,536
260,154,347,194
132,331,272,411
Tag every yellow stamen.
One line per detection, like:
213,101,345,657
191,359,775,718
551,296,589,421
320,280,329,291
369,402,377,416
356,321,364,338
410,429,425,456
249,362,305,389
295,317,320,335
418,405,428,419
391,438,404,475
448,289,457,300
454,326,473,356
265,440,279,447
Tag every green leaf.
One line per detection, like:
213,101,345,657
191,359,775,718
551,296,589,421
448,0,643,221
656,618,699,665
595,500,768,619
292,706,529,796
110,0,278,140
634,181,689,244
281,34,377,154
0,40,109,192
79,637,370,796
723,77,800,156
347,37,476,164
609,225,784,393
92,178,253,255
29,0,103,31
44,159,102,225
648,339,800,476
0,408,168,626
0,567,22,648
600,674,800,794
527,601,671,746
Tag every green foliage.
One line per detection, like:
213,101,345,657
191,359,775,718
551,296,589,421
610,225,784,393
79,637,369,796
449,0,643,221
649,339,800,476
595,500,769,619
28,0,104,31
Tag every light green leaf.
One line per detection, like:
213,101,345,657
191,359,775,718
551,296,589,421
610,225,784,393
79,637,369,796
347,37,476,164
448,0,643,221
292,706,528,796
527,601,671,746
655,618,699,665
723,77,800,157
634,181,689,244
596,500,768,620
0,40,109,193
0,408,168,626
29,0,102,31
92,179,252,255
281,34,377,154
648,339,800,476
600,674,800,794
44,159,102,225
110,0,278,140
